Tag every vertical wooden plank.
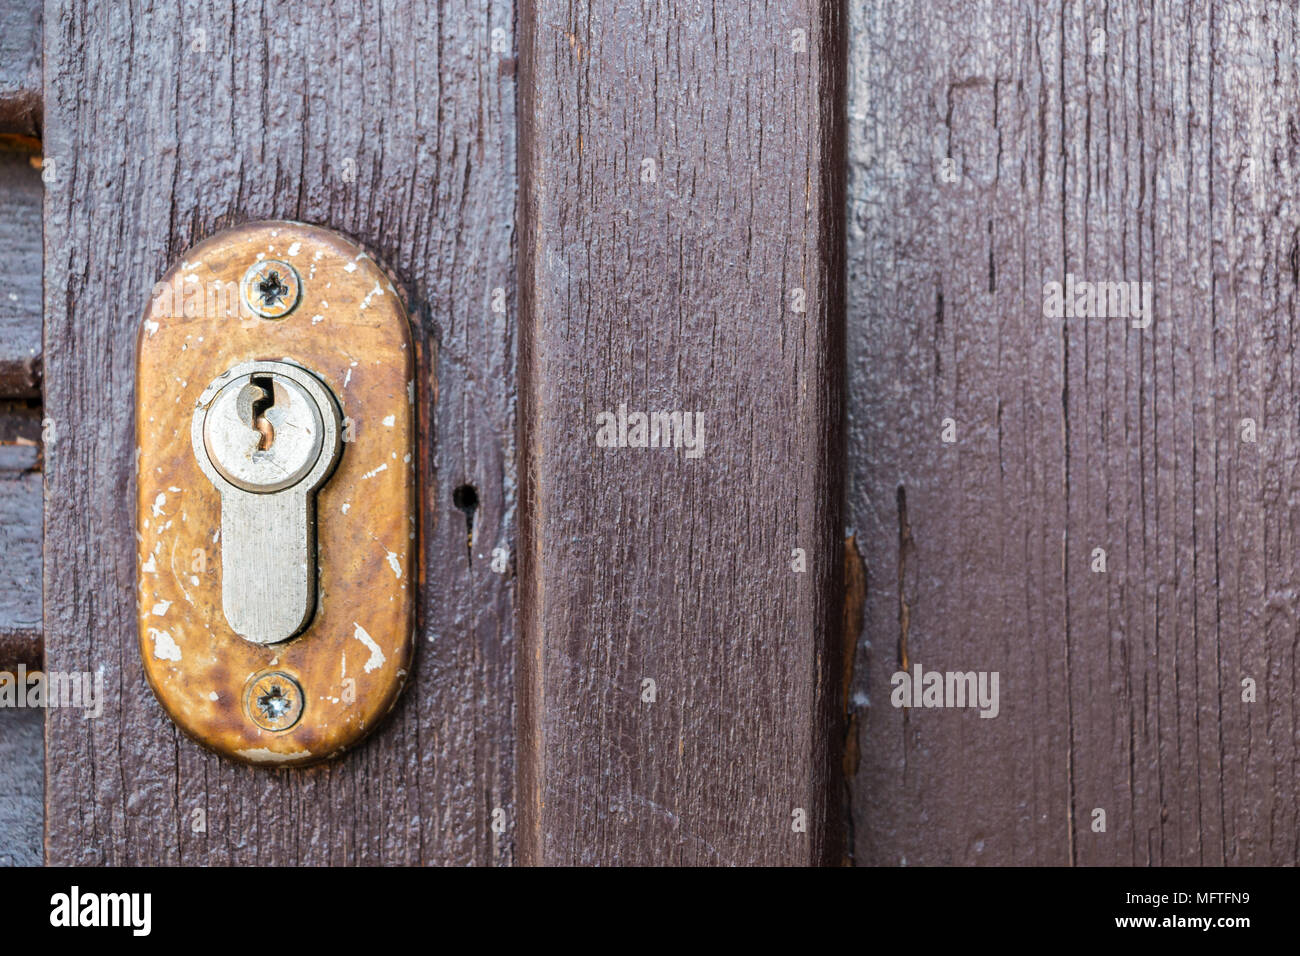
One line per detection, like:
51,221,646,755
43,0,517,864
518,1,846,864
846,0,1071,865
848,0,1300,865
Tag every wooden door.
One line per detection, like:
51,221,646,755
6,0,1294,869
19,0,844,866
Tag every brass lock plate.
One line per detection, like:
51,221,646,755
135,221,416,767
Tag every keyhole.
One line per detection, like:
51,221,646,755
250,376,275,450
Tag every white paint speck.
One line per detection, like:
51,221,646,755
208,691,219,702
382,415,395,427
359,282,384,310
352,623,386,673
150,628,181,661
361,463,388,479
386,552,402,579
311,314,324,324
344,261,358,273
151,600,172,617
151,493,167,517
288,241,302,256
341,502,351,514
236,748,311,764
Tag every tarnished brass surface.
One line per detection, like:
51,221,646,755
136,221,416,767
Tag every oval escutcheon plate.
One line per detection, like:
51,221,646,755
136,221,416,767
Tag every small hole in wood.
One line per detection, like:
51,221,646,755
452,484,478,513
452,484,478,561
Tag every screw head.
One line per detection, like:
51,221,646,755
241,259,301,319
245,670,304,732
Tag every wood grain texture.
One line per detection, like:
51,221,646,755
0,400,40,443
0,443,41,668
847,0,1300,865
0,144,42,666
0,707,43,866
44,0,517,864
0,0,41,137
518,1,846,865
0,148,43,398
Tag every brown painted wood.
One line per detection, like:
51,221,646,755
44,0,517,864
0,442,41,668
0,400,40,443
517,1,846,865
0,707,43,866
32,0,1300,870
0,0,42,138
0,147,42,398
0,20,44,671
847,1,1300,865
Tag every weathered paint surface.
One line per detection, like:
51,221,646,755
846,1,1300,865
0,443,41,668
0,148,41,398
44,0,517,865
0,707,42,866
0,0,41,138
517,0,846,865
